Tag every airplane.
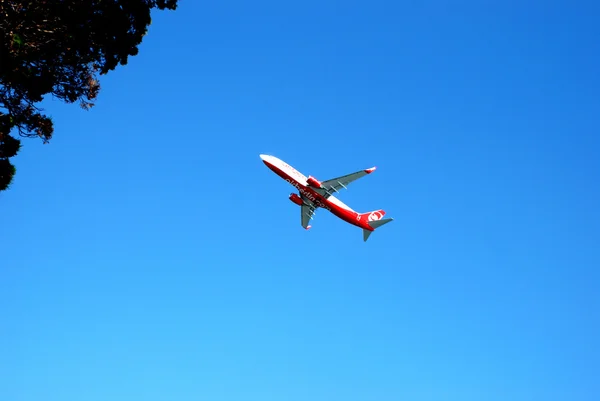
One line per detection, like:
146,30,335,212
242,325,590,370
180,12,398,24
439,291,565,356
260,154,393,241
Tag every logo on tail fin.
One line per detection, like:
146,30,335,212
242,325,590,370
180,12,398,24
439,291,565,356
368,211,383,221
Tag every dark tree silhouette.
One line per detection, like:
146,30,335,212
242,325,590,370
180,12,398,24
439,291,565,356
0,0,178,191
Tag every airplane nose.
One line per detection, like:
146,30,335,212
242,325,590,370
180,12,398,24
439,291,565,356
259,154,272,163
260,154,276,170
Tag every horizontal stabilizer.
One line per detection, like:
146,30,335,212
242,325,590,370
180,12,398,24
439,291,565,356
363,218,393,242
368,218,393,229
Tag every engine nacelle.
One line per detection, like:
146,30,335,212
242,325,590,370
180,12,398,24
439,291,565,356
289,193,304,206
306,175,322,188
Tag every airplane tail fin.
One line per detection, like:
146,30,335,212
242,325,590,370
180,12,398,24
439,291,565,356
361,209,393,242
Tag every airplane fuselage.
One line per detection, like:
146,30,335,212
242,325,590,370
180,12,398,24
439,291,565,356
260,154,375,231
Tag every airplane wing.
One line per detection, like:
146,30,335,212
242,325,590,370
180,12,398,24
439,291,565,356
300,196,317,229
320,166,377,198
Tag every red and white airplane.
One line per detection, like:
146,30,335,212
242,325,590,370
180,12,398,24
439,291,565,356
260,154,393,241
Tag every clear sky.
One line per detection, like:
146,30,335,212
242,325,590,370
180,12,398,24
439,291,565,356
2,1,599,400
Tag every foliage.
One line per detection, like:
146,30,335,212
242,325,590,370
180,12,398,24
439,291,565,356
0,0,178,191
0,159,16,191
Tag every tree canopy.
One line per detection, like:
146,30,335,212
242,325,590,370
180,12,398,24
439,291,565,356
0,0,178,191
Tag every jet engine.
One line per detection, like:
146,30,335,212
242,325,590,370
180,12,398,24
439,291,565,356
306,175,322,188
289,193,304,206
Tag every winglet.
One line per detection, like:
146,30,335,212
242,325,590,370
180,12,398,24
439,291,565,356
306,225,312,230
365,167,377,174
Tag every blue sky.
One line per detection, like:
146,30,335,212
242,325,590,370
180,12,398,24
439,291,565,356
2,1,599,400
